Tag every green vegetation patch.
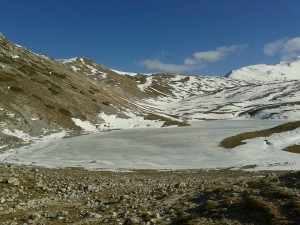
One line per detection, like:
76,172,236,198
282,145,300,154
102,101,111,106
52,72,67,79
44,104,55,109
32,94,42,100
48,87,59,95
0,72,16,82
58,108,72,117
145,113,189,127
219,121,300,149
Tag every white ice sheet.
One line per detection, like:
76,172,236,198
1,120,299,170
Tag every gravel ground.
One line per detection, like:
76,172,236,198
0,164,299,225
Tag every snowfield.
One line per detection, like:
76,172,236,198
227,56,300,81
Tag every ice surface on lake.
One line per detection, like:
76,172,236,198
2,120,299,170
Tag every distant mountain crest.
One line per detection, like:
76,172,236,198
226,57,300,81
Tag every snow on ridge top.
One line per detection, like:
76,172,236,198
227,56,300,81
293,56,300,61
60,57,79,63
111,69,138,76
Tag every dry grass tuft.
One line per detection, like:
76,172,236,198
282,145,300,154
145,113,189,127
219,121,300,148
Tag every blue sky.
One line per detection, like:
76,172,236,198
1,0,300,76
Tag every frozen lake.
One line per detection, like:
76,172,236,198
2,120,299,170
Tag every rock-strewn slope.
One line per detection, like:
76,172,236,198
0,163,299,225
0,34,149,135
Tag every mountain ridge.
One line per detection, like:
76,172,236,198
1,34,300,149
226,57,300,81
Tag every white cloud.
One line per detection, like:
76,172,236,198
188,45,240,64
264,37,300,59
283,37,300,54
137,59,197,74
263,39,286,56
138,45,245,74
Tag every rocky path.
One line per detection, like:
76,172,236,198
0,164,299,225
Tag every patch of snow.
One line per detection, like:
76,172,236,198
138,76,153,92
60,57,78,63
111,69,137,76
6,113,15,118
234,128,300,171
3,128,33,143
100,73,107,78
0,130,67,162
11,55,20,59
0,145,7,149
85,64,100,75
98,112,164,129
72,118,98,132
70,66,81,72
30,118,39,121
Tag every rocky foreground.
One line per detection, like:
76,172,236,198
0,164,299,225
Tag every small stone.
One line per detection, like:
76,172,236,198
124,217,140,224
58,211,68,217
0,177,8,183
150,218,157,223
120,195,130,200
8,177,20,186
94,213,102,219
0,197,5,203
175,182,186,188
36,182,44,188
28,213,41,220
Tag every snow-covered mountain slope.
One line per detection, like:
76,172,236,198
226,56,300,81
1,33,300,149
125,72,300,120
